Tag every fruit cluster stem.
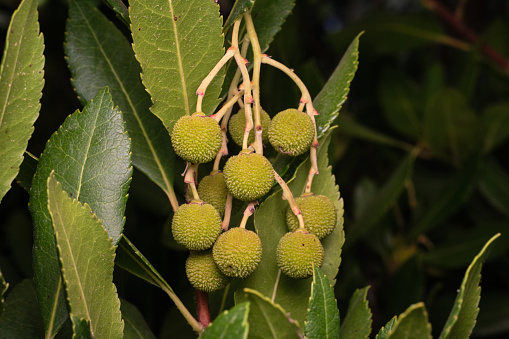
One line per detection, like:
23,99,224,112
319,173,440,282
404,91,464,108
184,163,200,200
222,193,234,230
239,202,257,229
195,289,211,328
243,11,264,155
273,170,305,229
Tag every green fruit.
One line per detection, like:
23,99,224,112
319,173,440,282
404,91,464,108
223,151,274,201
171,112,222,164
198,172,244,217
276,230,324,279
171,201,222,250
186,250,230,292
268,108,314,156
212,227,262,278
229,108,271,146
286,193,337,239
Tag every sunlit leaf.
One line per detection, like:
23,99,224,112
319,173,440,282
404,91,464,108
375,317,397,339
386,303,431,339
201,302,249,339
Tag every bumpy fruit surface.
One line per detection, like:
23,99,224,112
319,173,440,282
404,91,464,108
229,108,271,146
170,112,222,164
276,229,324,279
197,172,228,217
171,201,222,250
223,151,274,201
212,227,262,278
286,193,337,239
186,250,230,292
268,108,314,156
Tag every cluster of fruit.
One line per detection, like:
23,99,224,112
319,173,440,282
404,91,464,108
167,14,338,293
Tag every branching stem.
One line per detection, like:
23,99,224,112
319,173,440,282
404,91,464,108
273,170,305,229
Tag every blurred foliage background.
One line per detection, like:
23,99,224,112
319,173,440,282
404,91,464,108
1,0,509,337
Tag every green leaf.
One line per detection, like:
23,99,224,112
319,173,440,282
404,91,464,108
314,32,362,138
47,172,124,338
478,157,509,216
66,0,176,204
121,299,157,339
474,291,509,337
241,288,301,339
346,152,415,247
201,302,250,339
0,279,45,338
482,102,509,153
223,0,255,32
410,156,479,238
305,265,340,339
15,151,38,191
115,235,174,293
423,88,479,166
378,69,422,139
375,317,397,339
0,0,44,203
251,0,295,54
336,115,410,150
0,268,7,319
130,0,224,129
236,128,345,329
103,0,130,26
29,87,131,336
386,303,432,339
340,286,372,339
71,316,93,339
439,233,501,339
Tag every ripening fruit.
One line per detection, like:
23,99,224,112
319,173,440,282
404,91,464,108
186,250,230,292
223,150,274,201
228,108,271,146
171,201,222,250
268,108,314,156
212,227,262,278
171,112,222,164
286,193,337,239
276,229,324,279
197,171,228,217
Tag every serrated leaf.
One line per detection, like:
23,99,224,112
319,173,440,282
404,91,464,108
29,87,131,336
439,233,500,339
66,0,176,205
378,69,422,139
0,279,45,338
251,0,295,54
410,156,479,238
71,316,93,339
0,0,44,203
47,173,123,338
478,157,509,216
115,235,174,293
314,32,361,138
241,288,301,339
375,317,397,339
201,302,249,339
121,299,157,339
347,152,415,247
103,0,130,25
386,303,431,339
223,0,255,32
340,286,372,339
236,128,345,329
130,0,224,130
0,268,7,319
482,102,509,153
423,88,479,166
15,151,38,191
305,265,340,339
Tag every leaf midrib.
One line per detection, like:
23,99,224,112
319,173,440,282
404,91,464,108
75,2,173,197
0,5,30,127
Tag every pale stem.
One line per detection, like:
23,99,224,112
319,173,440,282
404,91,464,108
222,193,234,230
272,270,282,302
273,170,304,229
211,90,245,122
304,146,319,193
239,202,257,229
196,47,236,113
184,163,200,200
160,284,204,333
243,11,263,155
213,131,229,172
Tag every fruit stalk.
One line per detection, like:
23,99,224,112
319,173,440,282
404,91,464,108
273,170,305,229
183,163,199,200
195,289,211,328
239,202,257,229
